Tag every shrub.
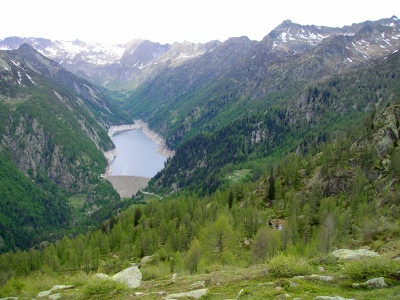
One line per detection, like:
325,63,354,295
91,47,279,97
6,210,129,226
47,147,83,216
266,253,313,278
343,256,399,281
83,278,126,297
140,261,171,280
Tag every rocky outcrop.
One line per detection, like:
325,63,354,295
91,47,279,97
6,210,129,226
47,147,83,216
37,285,74,298
139,255,154,267
372,104,400,158
329,249,379,260
112,265,142,288
165,288,209,299
352,277,388,289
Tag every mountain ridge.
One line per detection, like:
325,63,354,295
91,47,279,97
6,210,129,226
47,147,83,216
0,44,130,251
1,16,398,92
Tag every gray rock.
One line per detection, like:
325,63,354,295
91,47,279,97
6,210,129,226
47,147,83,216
37,285,74,298
140,255,153,267
289,280,298,287
365,277,388,289
112,265,142,288
49,285,74,292
352,277,388,289
314,296,354,300
49,293,61,300
329,249,379,260
165,288,209,299
318,276,335,282
190,281,206,289
37,290,51,297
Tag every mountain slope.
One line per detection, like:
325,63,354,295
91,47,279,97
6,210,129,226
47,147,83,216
123,16,400,148
0,44,129,252
150,48,400,194
0,37,220,90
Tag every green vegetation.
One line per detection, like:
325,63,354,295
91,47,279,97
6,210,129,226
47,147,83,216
0,46,131,253
1,29,400,299
1,101,400,297
149,50,400,195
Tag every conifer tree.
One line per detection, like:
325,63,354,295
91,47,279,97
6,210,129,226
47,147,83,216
268,168,275,201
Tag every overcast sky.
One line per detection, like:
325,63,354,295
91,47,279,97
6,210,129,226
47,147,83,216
1,0,399,45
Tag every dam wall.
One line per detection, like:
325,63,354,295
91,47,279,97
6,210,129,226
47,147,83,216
104,175,150,199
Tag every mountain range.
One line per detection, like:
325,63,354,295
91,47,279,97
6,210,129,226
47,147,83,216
0,15,400,248
1,16,399,93
2,14,400,299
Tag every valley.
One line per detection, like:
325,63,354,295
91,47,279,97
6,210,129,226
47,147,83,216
1,15,400,300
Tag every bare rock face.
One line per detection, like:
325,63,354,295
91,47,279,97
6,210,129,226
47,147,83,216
112,265,142,289
373,105,400,158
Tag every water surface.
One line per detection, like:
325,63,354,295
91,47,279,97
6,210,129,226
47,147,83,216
111,129,166,178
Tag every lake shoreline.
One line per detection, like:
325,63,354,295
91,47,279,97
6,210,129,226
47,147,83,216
103,120,174,176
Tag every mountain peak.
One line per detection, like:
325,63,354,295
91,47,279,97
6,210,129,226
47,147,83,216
18,43,35,51
281,19,293,26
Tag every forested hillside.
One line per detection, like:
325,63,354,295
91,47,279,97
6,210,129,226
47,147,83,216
0,45,130,252
1,102,400,298
150,49,400,195
0,16,400,299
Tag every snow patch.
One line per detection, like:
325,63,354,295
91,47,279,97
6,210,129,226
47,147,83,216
26,73,36,85
177,53,193,59
10,60,20,67
138,62,151,69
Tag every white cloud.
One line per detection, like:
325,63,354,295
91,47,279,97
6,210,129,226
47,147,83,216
1,0,399,44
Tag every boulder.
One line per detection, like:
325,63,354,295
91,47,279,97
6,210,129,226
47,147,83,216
353,277,388,289
112,265,142,288
165,288,209,299
329,249,379,260
139,255,153,267
365,277,388,289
